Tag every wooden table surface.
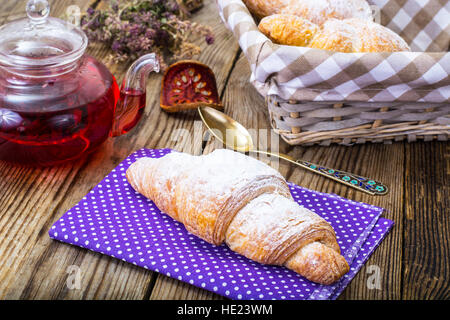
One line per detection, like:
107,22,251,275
0,0,448,300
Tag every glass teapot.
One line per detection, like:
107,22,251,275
0,0,159,166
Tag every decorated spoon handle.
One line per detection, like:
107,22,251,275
294,159,388,196
251,150,388,195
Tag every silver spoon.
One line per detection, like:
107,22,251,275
198,106,388,196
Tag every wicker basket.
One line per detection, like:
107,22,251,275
268,98,450,146
217,0,450,146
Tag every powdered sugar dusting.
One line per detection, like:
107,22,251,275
226,192,328,264
128,149,286,242
283,0,373,25
310,18,410,52
175,149,286,238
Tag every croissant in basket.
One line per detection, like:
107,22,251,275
282,0,373,26
242,0,290,19
259,14,411,53
126,149,350,285
309,18,411,52
243,0,373,24
258,14,319,47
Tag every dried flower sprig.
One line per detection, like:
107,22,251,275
81,0,214,70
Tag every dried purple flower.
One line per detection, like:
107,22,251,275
111,40,121,52
81,0,214,70
87,7,95,16
111,2,119,12
205,35,215,45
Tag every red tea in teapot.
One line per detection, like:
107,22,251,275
0,56,123,166
0,56,150,166
0,1,158,166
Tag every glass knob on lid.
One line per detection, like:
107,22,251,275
0,0,88,71
26,0,50,24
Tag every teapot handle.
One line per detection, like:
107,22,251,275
111,53,160,137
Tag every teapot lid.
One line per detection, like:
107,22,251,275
0,0,88,69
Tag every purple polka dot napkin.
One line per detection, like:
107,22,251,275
49,148,394,300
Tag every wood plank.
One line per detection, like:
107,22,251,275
0,0,240,300
305,143,405,299
150,274,224,300
402,141,449,299
298,147,402,299
0,0,96,24
0,0,30,24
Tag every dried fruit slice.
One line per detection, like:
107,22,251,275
160,60,223,113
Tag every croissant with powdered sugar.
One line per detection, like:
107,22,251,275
126,149,349,285
242,0,373,23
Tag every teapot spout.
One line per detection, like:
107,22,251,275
121,53,160,93
111,53,160,137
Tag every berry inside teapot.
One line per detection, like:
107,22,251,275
0,0,159,166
